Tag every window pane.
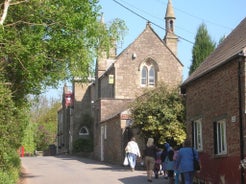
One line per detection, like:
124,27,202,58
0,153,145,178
141,66,147,85
193,119,203,150
149,66,155,86
216,120,227,154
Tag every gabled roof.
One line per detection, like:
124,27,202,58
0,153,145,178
116,22,183,66
182,17,246,89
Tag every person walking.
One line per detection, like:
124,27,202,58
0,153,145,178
176,140,199,184
164,143,175,184
143,138,158,182
154,148,162,179
161,145,168,179
125,137,141,171
173,145,181,184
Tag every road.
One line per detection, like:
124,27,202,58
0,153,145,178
21,155,169,184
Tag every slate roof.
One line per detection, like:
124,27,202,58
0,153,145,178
182,17,246,89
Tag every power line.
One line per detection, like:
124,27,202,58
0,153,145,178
112,0,194,45
154,0,233,31
174,7,233,31
119,0,195,36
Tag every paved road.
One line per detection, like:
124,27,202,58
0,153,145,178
21,155,169,184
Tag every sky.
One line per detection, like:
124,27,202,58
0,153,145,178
99,0,245,80
45,0,246,99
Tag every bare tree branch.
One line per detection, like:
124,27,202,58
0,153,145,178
0,0,11,25
0,0,28,25
9,0,27,6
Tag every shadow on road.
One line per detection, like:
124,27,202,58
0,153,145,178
56,154,144,172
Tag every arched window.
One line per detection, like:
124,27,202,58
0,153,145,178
170,20,174,32
149,66,155,86
141,66,148,86
79,126,89,136
140,62,156,87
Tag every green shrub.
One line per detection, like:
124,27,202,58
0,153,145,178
0,75,24,184
73,138,93,153
0,150,20,184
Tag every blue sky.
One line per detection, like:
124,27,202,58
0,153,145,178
45,0,245,99
99,0,245,80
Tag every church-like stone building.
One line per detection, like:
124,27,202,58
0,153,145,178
57,0,183,164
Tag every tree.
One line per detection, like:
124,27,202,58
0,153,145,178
130,84,186,146
0,70,28,183
0,0,127,103
21,121,36,155
28,96,61,151
189,23,216,75
0,1,127,182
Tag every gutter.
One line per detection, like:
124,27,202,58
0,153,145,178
238,48,246,184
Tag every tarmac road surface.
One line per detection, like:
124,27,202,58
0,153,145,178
21,155,169,184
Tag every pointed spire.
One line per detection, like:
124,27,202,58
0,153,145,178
164,0,178,56
165,0,175,19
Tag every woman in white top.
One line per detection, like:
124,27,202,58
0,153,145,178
125,137,141,171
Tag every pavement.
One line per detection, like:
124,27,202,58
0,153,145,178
21,155,170,184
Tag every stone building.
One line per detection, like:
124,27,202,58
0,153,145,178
181,17,246,184
57,0,183,164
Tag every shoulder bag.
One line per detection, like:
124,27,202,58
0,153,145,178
192,148,200,171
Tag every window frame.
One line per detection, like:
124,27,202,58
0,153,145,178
140,64,156,87
148,66,155,86
141,66,148,86
79,126,89,136
192,118,203,151
214,119,227,155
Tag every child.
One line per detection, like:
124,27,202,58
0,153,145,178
154,148,162,178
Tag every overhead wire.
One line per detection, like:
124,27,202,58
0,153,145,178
112,0,194,44
118,0,195,36
154,0,233,31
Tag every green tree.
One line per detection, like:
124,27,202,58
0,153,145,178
0,0,127,103
29,96,61,151
0,70,28,184
189,23,216,75
218,35,226,45
130,84,186,146
21,122,36,155
0,1,127,182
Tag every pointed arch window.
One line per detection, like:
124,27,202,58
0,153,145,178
141,66,148,85
169,20,174,32
149,66,155,86
140,62,156,87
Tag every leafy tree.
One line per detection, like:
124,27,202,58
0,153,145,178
0,1,127,182
0,70,28,184
0,0,127,103
189,23,216,75
21,122,36,155
130,84,186,146
30,96,61,151
218,35,226,45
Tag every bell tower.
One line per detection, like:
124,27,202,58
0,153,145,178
164,0,178,56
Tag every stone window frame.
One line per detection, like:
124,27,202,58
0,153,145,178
139,57,158,87
79,126,89,136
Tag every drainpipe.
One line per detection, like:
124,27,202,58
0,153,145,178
238,50,246,184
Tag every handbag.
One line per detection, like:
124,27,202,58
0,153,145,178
164,156,175,170
192,148,200,171
123,155,129,166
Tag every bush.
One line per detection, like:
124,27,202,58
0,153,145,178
0,75,25,184
0,150,20,184
73,138,93,153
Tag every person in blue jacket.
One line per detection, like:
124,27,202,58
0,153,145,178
176,140,199,184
